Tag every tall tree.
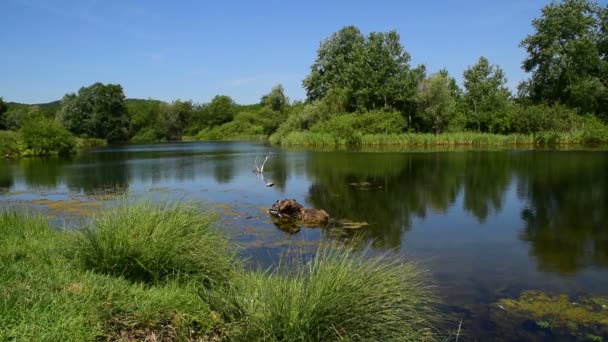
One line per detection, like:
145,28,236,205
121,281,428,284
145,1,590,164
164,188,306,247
416,72,456,135
302,26,365,105
159,100,192,140
261,84,289,112
463,57,512,132
59,83,130,142
302,26,418,113
0,97,7,129
205,95,237,127
521,0,608,119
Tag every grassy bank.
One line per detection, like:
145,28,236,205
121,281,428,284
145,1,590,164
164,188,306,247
0,201,440,341
273,131,608,147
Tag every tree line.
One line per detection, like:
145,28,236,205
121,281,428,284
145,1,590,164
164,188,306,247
1,0,607,149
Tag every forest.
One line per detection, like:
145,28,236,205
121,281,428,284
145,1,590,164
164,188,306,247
1,0,607,155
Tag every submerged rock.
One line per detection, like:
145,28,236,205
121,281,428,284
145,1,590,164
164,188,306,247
268,199,329,232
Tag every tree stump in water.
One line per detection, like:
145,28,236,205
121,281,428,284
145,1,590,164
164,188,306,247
268,199,329,233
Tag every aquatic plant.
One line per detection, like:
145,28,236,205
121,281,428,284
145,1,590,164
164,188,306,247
74,201,241,286
492,290,608,340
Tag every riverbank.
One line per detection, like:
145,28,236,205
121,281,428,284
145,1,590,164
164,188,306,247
0,201,439,341
270,131,608,147
0,130,106,158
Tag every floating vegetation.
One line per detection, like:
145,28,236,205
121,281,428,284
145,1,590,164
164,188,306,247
491,290,608,340
29,199,105,217
349,181,383,190
336,219,370,229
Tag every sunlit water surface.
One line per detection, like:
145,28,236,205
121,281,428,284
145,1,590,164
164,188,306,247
1,141,607,341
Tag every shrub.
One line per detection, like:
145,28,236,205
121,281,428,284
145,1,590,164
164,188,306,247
74,201,240,286
0,130,23,156
511,104,578,134
18,118,77,156
131,127,164,143
216,245,439,341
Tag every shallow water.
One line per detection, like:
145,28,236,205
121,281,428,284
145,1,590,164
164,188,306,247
1,141,607,340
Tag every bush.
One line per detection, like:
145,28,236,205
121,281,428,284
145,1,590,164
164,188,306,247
0,130,23,156
75,137,107,149
74,201,240,286
216,245,439,341
18,118,77,156
511,104,578,134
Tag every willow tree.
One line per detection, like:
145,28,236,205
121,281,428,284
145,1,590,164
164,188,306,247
416,73,456,135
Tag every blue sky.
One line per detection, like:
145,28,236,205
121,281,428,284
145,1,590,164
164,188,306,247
0,0,576,104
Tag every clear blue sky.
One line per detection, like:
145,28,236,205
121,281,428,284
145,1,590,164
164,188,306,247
0,0,572,104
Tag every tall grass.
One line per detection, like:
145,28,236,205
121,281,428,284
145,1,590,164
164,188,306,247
215,245,439,341
0,209,218,341
1,204,441,340
74,201,241,286
276,131,608,147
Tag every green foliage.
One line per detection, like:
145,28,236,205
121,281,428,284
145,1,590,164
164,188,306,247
59,83,130,142
18,118,76,156
74,201,240,286
205,95,237,127
0,97,7,129
215,245,438,341
261,84,289,112
0,131,22,156
303,26,420,113
521,0,608,120
463,57,513,132
511,104,580,133
416,73,456,134
3,105,45,130
306,111,408,145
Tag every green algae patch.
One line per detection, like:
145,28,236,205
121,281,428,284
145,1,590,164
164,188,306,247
492,290,608,340
497,291,608,327
29,198,105,217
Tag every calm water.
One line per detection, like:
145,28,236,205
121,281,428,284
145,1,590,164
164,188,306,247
1,141,607,340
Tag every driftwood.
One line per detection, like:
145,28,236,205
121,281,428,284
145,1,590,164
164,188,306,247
254,153,274,187
268,199,329,233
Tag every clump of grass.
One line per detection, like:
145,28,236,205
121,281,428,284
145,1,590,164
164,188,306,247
216,245,439,341
0,209,219,341
74,201,240,286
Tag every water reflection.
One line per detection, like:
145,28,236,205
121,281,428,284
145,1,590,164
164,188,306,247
305,150,608,275
0,144,607,279
515,152,608,275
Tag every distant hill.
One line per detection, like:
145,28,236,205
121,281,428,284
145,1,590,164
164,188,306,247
6,100,61,109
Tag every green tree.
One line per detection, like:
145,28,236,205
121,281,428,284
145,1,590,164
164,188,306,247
261,84,289,112
302,26,419,113
302,26,365,106
521,0,608,120
416,73,456,135
0,97,7,129
59,83,130,142
352,31,416,111
463,57,512,132
159,100,193,140
205,95,237,127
